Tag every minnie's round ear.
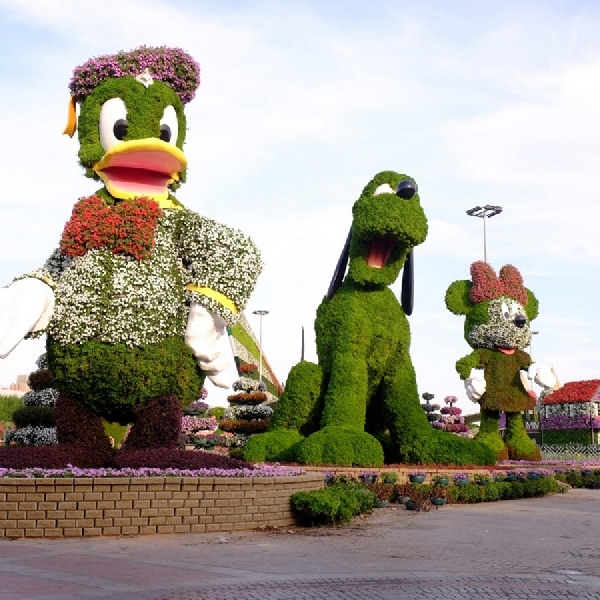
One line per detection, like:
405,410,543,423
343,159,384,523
445,280,473,315
524,289,539,321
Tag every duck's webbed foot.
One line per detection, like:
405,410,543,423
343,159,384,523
121,393,183,451
55,393,114,466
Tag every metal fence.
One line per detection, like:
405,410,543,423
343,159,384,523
540,444,600,461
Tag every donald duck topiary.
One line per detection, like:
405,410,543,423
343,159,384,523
445,261,557,460
0,46,262,463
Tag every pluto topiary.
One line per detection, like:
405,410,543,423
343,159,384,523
243,171,495,467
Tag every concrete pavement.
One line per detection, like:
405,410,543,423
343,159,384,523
1,487,599,599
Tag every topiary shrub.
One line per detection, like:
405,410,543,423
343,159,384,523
12,406,55,429
27,369,53,391
242,429,305,462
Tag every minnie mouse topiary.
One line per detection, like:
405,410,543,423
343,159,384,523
445,261,557,460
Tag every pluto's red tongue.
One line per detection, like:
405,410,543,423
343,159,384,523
367,237,395,268
497,347,515,355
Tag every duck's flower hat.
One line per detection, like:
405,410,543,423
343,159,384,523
68,45,201,104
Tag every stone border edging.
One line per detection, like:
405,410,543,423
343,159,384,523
0,473,324,538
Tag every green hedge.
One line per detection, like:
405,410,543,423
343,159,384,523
291,482,376,524
542,429,596,445
0,396,24,422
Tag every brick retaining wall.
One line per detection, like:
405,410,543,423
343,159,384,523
0,474,324,539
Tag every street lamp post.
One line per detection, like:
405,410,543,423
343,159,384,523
466,205,503,263
252,310,269,383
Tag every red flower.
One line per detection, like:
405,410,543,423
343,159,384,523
543,380,600,404
60,195,163,261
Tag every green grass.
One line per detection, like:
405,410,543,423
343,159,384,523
0,395,24,422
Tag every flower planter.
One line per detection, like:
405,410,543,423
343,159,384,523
493,476,505,482
375,499,388,508
432,497,446,506
409,475,426,484
527,472,541,480
504,475,516,482
455,478,470,486
359,475,377,485
398,496,411,505
581,470,593,477
405,500,419,511
434,477,449,486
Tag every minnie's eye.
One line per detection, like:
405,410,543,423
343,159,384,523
160,106,178,145
501,301,510,320
99,97,128,150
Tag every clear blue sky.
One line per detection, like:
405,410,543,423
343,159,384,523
1,0,599,410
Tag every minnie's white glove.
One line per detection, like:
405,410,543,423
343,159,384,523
0,279,55,358
464,368,486,402
527,363,561,391
185,302,236,389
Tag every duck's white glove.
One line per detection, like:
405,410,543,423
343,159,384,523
0,279,55,358
185,302,237,389
464,368,486,402
527,363,561,391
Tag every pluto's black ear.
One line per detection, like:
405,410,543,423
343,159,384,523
401,249,414,315
326,228,352,301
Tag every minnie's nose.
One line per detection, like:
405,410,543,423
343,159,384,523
514,314,526,328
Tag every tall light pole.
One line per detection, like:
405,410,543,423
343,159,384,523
252,310,269,383
529,330,539,360
466,205,503,263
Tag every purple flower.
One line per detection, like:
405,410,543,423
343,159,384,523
69,46,201,104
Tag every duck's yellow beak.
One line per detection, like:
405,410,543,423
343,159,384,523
93,139,186,202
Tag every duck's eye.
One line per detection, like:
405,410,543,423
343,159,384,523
160,124,171,142
113,119,128,140
160,105,178,145
99,98,128,150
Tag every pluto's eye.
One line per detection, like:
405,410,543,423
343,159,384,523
160,105,178,145
396,179,417,199
99,97,128,150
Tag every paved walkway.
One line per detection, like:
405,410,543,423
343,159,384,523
1,488,599,599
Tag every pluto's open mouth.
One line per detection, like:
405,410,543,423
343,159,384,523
366,236,395,268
